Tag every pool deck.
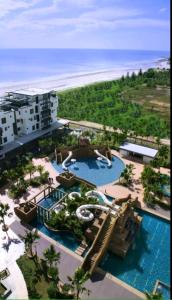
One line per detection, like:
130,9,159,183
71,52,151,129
10,220,143,299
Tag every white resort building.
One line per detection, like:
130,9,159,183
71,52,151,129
0,88,62,160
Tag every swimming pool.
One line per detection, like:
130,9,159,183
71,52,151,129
100,210,170,295
38,189,66,209
30,218,79,251
52,155,125,186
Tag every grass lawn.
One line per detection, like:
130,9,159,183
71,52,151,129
17,255,50,299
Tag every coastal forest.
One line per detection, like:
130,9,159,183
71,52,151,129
58,68,170,138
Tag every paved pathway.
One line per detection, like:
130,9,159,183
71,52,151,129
10,220,142,299
64,118,170,146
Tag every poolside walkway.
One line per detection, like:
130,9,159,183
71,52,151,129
10,220,143,299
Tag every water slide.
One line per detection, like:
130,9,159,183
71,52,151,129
94,149,112,168
68,190,120,221
62,151,73,170
86,190,111,207
68,192,81,200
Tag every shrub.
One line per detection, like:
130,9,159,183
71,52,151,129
47,283,58,299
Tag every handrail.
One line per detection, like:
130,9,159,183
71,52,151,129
94,149,112,167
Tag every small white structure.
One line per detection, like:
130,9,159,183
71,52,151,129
119,142,158,163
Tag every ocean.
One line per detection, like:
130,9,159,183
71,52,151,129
0,48,169,84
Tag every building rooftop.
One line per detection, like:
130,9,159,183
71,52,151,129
119,142,158,158
10,88,54,96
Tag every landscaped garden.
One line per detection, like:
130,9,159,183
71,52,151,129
17,230,90,299
58,69,170,138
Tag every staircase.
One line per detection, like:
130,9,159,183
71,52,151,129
82,211,118,274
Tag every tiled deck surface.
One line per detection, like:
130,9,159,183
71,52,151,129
10,220,142,299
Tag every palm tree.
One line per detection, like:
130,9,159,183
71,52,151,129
25,163,36,181
0,202,10,239
43,244,60,277
67,267,90,300
37,165,44,177
22,229,40,257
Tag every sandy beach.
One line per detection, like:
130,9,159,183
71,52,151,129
0,58,169,96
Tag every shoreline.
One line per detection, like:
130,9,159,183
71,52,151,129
0,58,169,96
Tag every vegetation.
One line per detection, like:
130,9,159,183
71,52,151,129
0,202,10,239
17,247,90,299
46,194,98,240
145,291,164,300
120,163,135,186
5,162,49,199
22,229,40,258
58,69,170,138
43,244,60,279
67,267,90,300
151,145,170,168
141,165,169,207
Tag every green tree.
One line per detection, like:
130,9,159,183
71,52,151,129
43,245,60,272
67,267,90,300
22,229,40,258
25,163,36,181
120,164,135,186
0,202,10,239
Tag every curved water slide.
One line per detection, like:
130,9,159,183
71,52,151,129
68,192,81,200
68,190,120,221
94,149,112,168
85,190,112,207
62,151,73,170
76,204,111,221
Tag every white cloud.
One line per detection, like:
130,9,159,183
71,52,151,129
0,0,42,18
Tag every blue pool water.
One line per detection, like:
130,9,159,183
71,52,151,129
52,156,125,186
100,210,170,295
38,197,58,209
30,218,79,251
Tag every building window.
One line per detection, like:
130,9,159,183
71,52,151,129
51,102,53,107
18,127,21,131
32,125,35,131
35,106,38,113
4,137,7,143
5,127,7,131
36,96,39,104
30,109,34,114
1,117,6,124
17,119,20,123
36,123,39,129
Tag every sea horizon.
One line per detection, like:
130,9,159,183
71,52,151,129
0,48,169,85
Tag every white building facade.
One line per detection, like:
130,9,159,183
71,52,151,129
0,88,58,149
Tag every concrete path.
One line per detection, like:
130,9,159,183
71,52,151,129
10,220,142,299
66,118,170,146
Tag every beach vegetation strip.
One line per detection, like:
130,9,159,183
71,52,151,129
58,68,170,138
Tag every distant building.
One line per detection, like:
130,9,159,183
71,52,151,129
0,88,61,160
119,142,158,163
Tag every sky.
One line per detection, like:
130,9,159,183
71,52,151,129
0,0,170,50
